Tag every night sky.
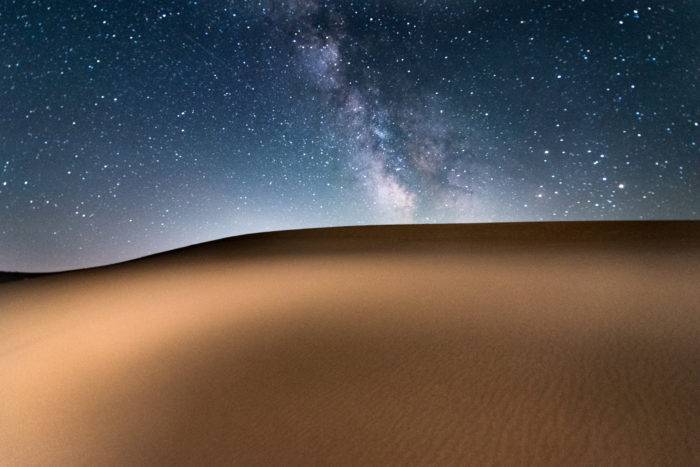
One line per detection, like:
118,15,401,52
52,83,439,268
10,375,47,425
1,1,698,271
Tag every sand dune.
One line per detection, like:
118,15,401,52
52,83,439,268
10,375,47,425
1,221,698,465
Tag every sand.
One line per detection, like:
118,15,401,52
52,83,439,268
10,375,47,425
1,221,698,465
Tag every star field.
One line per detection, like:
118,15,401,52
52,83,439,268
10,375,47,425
1,0,698,271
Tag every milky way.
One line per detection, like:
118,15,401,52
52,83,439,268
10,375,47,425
1,0,698,271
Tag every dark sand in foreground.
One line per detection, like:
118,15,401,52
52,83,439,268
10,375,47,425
1,221,698,465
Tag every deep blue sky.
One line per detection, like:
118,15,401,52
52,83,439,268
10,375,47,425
1,0,698,271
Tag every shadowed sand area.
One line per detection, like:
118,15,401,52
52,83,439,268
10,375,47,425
1,221,698,465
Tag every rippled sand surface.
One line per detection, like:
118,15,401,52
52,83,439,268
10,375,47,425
1,222,698,465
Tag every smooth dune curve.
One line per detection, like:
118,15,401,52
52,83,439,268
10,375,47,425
1,221,698,465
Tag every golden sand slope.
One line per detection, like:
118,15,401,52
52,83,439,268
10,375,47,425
1,222,698,466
